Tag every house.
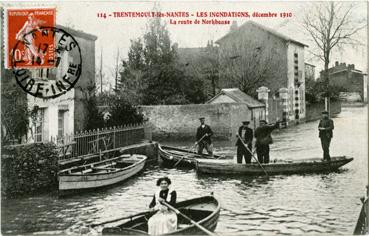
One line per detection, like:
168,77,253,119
305,62,316,82
215,20,308,123
27,25,97,143
320,61,367,102
207,88,265,130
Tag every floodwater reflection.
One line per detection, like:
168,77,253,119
1,106,367,235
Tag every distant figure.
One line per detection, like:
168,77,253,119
254,120,280,164
195,117,214,155
235,121,253,164
318,111,334,161
148,177,177,235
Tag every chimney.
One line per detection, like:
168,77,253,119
230,21,238,32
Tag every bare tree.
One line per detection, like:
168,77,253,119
219,37,285,98
302,2,366,88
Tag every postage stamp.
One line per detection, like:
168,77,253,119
11,27,82,99
5,8,56,69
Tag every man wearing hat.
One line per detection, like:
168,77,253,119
235,121,253,164
195,117,214,155
254,119,280,164
318,111,334,161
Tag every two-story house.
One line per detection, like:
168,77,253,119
215,21,308,123
27,25,97,142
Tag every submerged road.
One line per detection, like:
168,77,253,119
2,106,367,235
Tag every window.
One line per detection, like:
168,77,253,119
35,109,45,142
58,110,65,138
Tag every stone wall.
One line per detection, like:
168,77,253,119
305,101,342,122
140,103,265,141
1,143,59,198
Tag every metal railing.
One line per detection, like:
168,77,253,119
51,123,149,160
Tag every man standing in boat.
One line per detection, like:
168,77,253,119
235,121,253,164
254,120,280,164
195,117,214,156
318,111,334,161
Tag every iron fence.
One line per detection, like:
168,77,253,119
51,123,149,160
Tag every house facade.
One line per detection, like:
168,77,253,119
27,25,97,143
320,61,367,102
215,21,307,123
305,62,316,82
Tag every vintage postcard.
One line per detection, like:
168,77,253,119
0,0,368,235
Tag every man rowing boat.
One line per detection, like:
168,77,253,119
195,117,214,156
235,120,253,164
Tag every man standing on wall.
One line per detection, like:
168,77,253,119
318,111,334,161
254,120,280,164
235,121,253,164
195,117,214,156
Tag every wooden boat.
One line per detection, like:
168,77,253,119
102,195,220,235
196,156,353,175
158,145,222,167
354,186,368,235
58,154,147,194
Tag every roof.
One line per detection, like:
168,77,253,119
215,21,308,47
206,88,265,108
329,69,364,75
56,24,98,41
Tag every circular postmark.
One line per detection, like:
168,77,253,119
11,27,82,99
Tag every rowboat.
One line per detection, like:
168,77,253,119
158,145,223,167
353,186,368,235
196,156,353,175
102,195,220,235
58,154,147,195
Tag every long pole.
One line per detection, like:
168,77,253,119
161,201,218,236
237,135,269,177
89,210,153,227
173,134,207,167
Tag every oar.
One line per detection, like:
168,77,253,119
89,210,153,227
161,201,218,236
173,134,207,167
237,135,269,177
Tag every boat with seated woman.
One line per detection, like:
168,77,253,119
58,154,147,195
196,156,353,175
102,195,220,235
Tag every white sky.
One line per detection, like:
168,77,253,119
4,1,368,90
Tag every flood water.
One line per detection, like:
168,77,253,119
2,106,367,235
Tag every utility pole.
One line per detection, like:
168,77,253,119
115,48,120,91
100,47,103,94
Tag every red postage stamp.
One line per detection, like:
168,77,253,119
5,8,56,69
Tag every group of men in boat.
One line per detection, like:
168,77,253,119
195,110,334,164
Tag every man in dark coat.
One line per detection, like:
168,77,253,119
318,111,334,161
235,121,253,164
195,117,214,155
254,120,279,164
